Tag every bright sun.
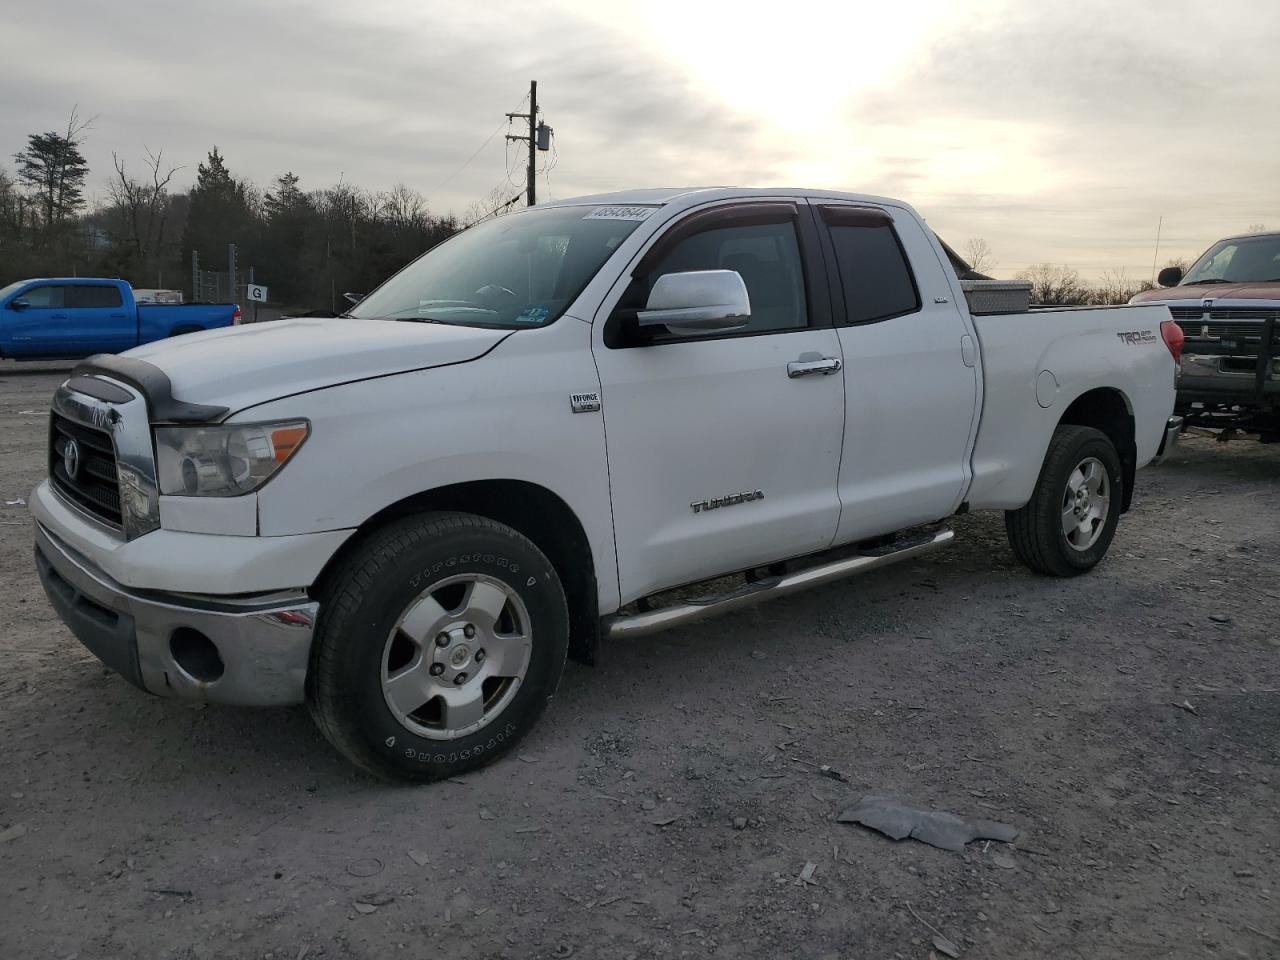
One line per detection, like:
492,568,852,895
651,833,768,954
580,0,957,130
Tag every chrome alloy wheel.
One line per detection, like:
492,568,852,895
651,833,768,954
380,574,532,740
1061,456,1110,552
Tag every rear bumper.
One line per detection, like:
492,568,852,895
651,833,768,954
1151,416,1184,465
34,522,318,706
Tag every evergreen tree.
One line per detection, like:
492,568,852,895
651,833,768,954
181,147,256,298
13,110,91,229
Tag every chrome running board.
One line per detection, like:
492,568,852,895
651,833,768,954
603,528,954,640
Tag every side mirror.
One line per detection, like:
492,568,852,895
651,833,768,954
342,292,365,306
9,298,30,311
636,270,751,335
1157,266,1183,287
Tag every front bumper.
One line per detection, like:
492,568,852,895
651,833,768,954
1151,415,1184,465
34,522,318,706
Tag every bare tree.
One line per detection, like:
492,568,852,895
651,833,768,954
463,183,522,227
1090,268,1143,305
108,148,180,274
0,167,35,247
1247,223,1267,232
1016,263,1089,305
964,238,996,276
378,183,427,229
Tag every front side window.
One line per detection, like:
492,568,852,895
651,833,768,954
1182,235,1280,284
348,204,653,329
826,219,920,325
20,285,66,309
622,219,809,339
67,285,123,308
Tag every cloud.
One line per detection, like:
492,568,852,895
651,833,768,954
1,0,1276,277
0,0,770,215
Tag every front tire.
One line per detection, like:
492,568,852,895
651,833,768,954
307,512,569,782
1005,425,1123,577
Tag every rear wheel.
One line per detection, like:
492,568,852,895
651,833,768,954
1005,425,1122,577
307,512,569,781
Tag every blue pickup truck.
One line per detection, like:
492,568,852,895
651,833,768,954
0,277,240,360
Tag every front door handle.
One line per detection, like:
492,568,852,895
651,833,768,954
787,356,842,378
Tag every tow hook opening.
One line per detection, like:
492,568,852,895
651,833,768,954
169,627,225,683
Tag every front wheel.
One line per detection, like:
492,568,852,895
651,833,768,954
1005,425,1123,577
307,512,569,782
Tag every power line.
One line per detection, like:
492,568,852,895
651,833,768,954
424,92,529,203
463,193,522,228
540,132,559,201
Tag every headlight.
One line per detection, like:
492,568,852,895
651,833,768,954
154,420,309,497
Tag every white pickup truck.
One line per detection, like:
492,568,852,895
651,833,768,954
30,187,1182,781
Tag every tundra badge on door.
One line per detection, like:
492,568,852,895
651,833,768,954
691,490,765,513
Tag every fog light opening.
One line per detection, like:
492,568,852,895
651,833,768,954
169,628,225,683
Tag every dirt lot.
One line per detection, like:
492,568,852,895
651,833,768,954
1,359,1277,960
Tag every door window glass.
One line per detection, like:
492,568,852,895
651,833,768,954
21,285,66,309
67,285,124,308
635,220,809,335
828,223,920,324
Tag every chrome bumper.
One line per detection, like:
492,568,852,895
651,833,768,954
34,522,318,706
1151,415,1184,465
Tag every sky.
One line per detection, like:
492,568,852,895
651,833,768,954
2,0,1278,282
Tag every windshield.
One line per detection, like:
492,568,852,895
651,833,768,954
1182,234,1280,285
348,204,656,328
0,281,25,303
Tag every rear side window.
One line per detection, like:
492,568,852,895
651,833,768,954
827,219,920,325
21,285,66,308
67,285,123,308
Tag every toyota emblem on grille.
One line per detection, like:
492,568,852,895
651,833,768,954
63,438,82,480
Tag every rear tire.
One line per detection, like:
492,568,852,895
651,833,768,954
307,511,569,782
1005,425,1122,577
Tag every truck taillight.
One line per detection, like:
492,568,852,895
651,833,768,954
1160,319,1184,363
232,306,242,325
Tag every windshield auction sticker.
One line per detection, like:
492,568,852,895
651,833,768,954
584,206,655,221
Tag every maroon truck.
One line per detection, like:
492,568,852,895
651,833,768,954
1131,231,1280,440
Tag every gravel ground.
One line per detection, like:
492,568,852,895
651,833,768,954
1,359,1277,960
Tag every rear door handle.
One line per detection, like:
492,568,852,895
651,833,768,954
51,314,67,320
787,357,842,378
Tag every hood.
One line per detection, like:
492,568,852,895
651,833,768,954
1131,281,1280,304
126,317,510,413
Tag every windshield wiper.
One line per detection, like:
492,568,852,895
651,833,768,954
1185,278,1233,285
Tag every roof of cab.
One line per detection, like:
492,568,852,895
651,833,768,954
541,186,908,211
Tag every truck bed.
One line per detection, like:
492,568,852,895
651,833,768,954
965,303,1176,510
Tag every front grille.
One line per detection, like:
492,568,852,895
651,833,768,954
1171,306,1280,329
1175,319,1269,342
49,413,123,528
1208,308,1280,321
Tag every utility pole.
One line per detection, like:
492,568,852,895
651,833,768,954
1150,216,1163,285
228,242,238,303
506,81,552,208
